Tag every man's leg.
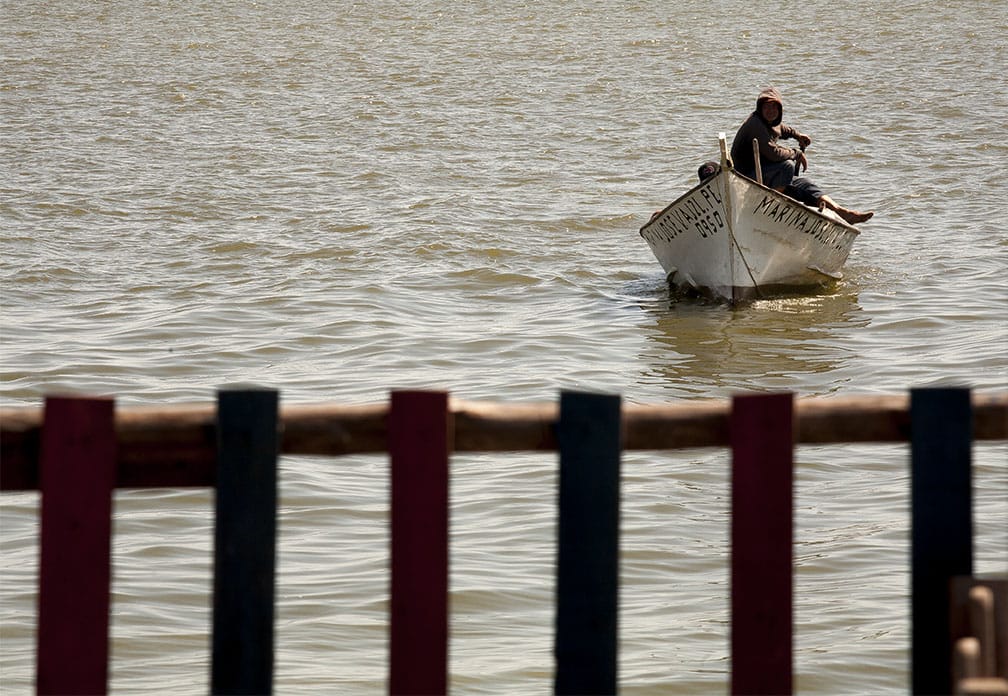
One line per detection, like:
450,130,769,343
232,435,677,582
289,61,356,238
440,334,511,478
761,160,796,191
785,177,823,206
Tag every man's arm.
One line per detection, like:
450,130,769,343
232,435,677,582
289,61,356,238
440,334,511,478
781,124,812,150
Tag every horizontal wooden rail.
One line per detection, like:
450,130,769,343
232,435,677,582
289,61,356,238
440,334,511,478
2,392,1006,492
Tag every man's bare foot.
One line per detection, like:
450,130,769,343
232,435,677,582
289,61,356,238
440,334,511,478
839,209,874,225
817,195,873,225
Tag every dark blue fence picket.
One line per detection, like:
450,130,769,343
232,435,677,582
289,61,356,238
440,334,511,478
554,391,622,695
910,387,973,695
211,389,279,695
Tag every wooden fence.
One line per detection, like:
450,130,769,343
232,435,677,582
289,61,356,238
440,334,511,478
1,388,1006,695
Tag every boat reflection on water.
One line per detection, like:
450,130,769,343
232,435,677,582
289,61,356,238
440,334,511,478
635,280,869,399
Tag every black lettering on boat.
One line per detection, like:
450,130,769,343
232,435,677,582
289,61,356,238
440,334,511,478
753,195,774,214
664,215,692,240
696,216,720,238
695,213,722,239
699,186,722,208
707,184,722,205
656,218,679,240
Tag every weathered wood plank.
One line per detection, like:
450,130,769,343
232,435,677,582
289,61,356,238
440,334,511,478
2,393,1006,490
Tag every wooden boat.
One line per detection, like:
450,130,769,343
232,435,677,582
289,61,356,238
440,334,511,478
639,134,860,303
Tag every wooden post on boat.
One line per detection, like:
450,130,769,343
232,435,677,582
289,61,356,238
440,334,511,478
752,138,763,185
950,578,1008,692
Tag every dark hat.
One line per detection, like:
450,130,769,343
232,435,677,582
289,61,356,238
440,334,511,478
697,161,719,181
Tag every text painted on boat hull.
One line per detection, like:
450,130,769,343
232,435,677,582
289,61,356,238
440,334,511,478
751,195,850,252
645,183,725,243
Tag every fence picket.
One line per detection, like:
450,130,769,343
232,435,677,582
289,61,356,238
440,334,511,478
554,391,622,695
389,391,451,695
211,389,279,695
911,387,973,695
730,393,794,696
37,396,116,696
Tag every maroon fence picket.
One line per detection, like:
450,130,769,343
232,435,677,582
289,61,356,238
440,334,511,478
388,391,451,696
36,396,117,696
730,393,794,696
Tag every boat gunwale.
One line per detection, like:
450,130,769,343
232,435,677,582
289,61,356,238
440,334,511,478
639,166,862,237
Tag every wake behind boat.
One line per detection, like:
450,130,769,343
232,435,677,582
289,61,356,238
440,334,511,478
639,134,860,303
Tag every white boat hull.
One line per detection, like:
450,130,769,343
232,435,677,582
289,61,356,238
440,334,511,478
640,168,860,302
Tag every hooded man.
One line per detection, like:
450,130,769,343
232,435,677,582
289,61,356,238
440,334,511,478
730,86,810,190
730,87,873,225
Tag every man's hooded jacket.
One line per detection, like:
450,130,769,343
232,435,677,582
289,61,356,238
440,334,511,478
730,87,802,176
